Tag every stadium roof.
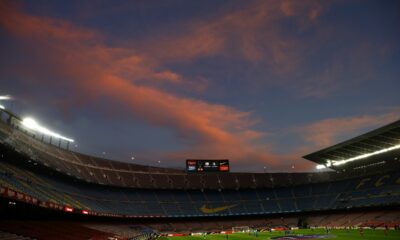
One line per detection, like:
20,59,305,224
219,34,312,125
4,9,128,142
303,119,400,169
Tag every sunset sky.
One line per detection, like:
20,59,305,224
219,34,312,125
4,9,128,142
1,0,399,172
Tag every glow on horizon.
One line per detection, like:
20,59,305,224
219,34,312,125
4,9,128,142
22,117,74,142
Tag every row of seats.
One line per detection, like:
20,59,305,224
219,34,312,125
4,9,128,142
1,212,398,237
149,218,292,232
308,211,400,228
0,221,112,240
1,160,399,217
147,210,400,233
86,224,158,239
0,231,33,240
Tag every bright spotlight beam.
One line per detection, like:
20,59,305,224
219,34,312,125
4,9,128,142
318,145,400,169
0,105,4,110
22,117,74,142
332,144,400,166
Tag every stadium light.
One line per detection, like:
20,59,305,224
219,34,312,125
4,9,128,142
64,206,74,212
317,145,400,169
316,164,326,169
0,95,12,100
332,144,400,166
21,117,74,142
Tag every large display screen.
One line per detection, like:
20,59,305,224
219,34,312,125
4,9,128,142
186,159,230,172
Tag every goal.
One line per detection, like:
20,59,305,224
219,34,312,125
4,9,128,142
232,226,250,233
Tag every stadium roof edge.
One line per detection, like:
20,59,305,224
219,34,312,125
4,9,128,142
303,119,400,166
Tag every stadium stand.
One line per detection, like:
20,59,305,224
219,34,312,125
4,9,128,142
0,230,33,240
3,112,361,190
140,210,400,233
85,224,157,239
1,155,399,217
0,221,112,240
0,108,400,238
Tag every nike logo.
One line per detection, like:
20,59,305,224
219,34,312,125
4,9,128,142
200,204,238,214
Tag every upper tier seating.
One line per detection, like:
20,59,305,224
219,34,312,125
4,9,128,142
0,120,356,190
1,160,399,217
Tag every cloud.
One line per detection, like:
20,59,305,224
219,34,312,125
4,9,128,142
137,0,327,66
297,112,400,148
133,0,356,99
2,1,397,172
1,0,289,170
0,1,96,42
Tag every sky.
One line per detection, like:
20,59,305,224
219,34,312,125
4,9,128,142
0,0,399,172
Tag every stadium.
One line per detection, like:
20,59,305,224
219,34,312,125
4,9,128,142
1,107,400,239
1,0,400,239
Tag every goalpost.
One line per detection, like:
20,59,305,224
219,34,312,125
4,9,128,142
232,226,250,233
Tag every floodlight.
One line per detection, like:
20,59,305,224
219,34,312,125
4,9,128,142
316,164,326,170
318,145,400,168
332,144,400,166
21,117,74,142
0,95,11,100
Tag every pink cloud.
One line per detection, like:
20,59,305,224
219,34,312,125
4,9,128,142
136,1,327,66
1,1,290,169
3,1,395,172
298,113,400,148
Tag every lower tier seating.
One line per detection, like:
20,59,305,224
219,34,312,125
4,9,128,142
0,221,112,240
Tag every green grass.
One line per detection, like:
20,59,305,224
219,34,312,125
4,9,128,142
164,228,400,240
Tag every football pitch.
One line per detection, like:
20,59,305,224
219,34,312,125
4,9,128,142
164,229,400,240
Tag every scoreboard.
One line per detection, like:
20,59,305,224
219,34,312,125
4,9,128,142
186,159,230,173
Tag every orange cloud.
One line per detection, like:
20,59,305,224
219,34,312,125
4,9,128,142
136,0,327,68
1,1,292,170
5,0,390,172
298,113,400,148
0,1,96,42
